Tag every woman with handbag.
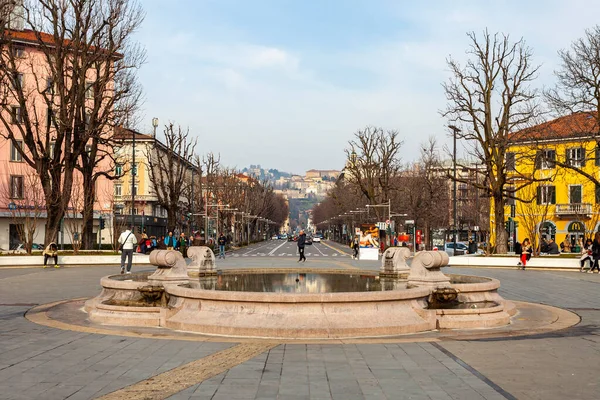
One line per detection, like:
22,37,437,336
519,238,532,270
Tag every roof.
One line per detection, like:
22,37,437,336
510,112,599,143
114,126,154,141
7,29,58,46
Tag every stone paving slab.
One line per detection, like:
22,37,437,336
0,263,599,399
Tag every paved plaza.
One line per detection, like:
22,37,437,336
0,242,599,399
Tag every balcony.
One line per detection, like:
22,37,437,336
555,203,592,218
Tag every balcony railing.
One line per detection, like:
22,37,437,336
555,203,592,217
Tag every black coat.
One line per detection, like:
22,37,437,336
297,233,306,248
592,240,600,258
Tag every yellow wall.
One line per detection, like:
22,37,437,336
505,139,599,249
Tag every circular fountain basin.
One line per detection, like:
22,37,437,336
85,269,515,339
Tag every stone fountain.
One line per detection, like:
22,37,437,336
85,248,515,338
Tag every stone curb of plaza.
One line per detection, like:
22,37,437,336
0,253,151,268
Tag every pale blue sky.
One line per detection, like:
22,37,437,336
135,0,600,174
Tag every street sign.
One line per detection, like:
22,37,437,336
405,219,415,225
510,204,516,218
8,202,16,210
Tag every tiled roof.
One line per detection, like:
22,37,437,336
114,126,153,141
7,29,64,46
510,112,599,142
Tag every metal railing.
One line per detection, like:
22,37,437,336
555,203,592,216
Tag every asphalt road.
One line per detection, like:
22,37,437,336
226,239,351,259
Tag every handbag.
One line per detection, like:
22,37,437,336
118,232,132,251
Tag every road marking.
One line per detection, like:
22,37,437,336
332,254,338,257
97,343,277,400
268,240,288,256
242,242,271,255
313,243,326,256
320,240,352,256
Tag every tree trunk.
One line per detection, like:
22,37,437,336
81,174,96,250
44,208,63,246
494,195,508,254
167,208,177,233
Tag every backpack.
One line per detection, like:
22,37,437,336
514,241,522,255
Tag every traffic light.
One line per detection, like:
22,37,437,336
186,212,192,220
99,217,105,230
505,217,515,233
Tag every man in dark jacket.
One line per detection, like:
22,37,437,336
297,230,307,262
217,233,227,259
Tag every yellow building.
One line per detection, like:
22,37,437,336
506,112,600,250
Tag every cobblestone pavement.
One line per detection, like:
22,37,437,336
0,254,599,400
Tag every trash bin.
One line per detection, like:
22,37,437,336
574,245,581,253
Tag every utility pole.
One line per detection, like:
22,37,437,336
449,125,461,254
130,129,135,230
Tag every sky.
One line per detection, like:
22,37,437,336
134,0,600,175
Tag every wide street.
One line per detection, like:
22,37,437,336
0,240,599,400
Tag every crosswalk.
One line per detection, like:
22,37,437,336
229,253,347,258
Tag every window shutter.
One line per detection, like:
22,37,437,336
551,186,556,204
565,149,571,166
535,152,542,169
596,146,600,167
579,147,585,165
536,186,541,204
550,150,556,167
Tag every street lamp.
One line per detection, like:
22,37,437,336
152,117,159,138
449,125,461,254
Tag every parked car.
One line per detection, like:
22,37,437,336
14,243,44,253
278,234,288,240
443,242,469,256
271,235,279,240
312,237,321,243
305,237,313,245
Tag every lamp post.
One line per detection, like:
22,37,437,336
130,127,136,229
152,117,159,138
449,125,461,254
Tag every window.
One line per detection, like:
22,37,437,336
46,107,55,128
535,149,556,169
566,147,585,167
537,185,556,205
10,175,23,199
10,140,22,162
11,72,23,89
85,81,94,99
506,152,516,171
569,185,582,204
133,185,138,196
84,111,91,129
46,78,55,95
115,164,122,176
596,184,600,204
114,184,122,196
11,45,24,58
48,142,55,158
596,146,600,167
11,106,23,124
85,144,92,154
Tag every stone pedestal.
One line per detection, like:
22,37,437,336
187,246,216,276
407,251,451,289
147,250,189,286
380,247,411,277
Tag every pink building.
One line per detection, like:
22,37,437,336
0,23,114,250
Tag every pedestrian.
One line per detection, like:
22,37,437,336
157,235,167,250
42,242,59,268
468,238,477,255
297,229,307,262
590,232,600,273
177,232,188,258
580,238,593,272
164,231,176,250
518,238,532,270
351,235,359,259
118,226,137,274
560,237,571,253
546,238,560,254
217,233,227,259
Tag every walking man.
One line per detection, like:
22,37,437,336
118,226,137,274
164,231,176,250
217,233,227,259
177,232,188,258
297,230,307,262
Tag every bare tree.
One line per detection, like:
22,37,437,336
63,174,85,254
146,123,196,232
544,25,600,184
344,126,403,219
515,184,552,256
0,0,145,245
442,30,541,253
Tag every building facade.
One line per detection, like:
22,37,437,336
507,112,600,250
